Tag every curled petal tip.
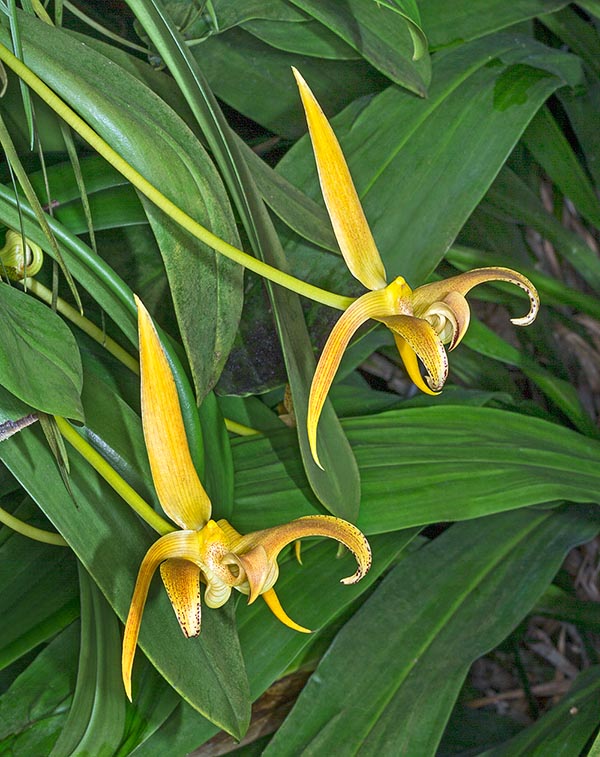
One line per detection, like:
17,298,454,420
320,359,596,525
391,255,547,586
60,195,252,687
262,588,312,634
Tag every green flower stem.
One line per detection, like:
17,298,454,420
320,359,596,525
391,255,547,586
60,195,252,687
55,416,175,536
0,505,67,545
224,418,258,436
0,44,353,312
24,277,140,374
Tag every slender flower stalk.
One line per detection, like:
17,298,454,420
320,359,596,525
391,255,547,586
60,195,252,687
292,68,540,467
0,504,67,545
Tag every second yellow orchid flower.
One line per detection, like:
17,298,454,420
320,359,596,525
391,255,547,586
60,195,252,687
292,69,540,468
122,297,371,699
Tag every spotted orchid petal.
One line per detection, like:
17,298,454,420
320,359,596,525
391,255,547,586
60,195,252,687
220,514,372,604
160,559,202,638
380,314,448,393
293,67,388,291
413,267,539,327
122,529,204,700
420,290,471,350
136,295,211,530
308,286,408,467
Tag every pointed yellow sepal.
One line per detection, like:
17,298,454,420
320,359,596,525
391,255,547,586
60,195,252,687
135,295,211,530
262,588,312,634
293,67,387,291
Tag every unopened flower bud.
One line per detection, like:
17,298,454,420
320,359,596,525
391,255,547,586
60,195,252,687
0,230,43,281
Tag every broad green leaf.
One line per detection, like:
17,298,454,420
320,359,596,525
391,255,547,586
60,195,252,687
0,624,78,754
0,425,251,738
288,0,430,92
522,105,600,229
50,567,126,757
230,406,600,534
364,0,427,60
277,34,582,290
482,666,600,756
419,0,569,50
0,283,83,419
559,78,600,190
4,12,243,401
129,0,361,520
197,391,233,520
264,505,600,755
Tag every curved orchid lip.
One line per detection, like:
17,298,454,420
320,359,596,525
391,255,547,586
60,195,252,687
294,70,541,468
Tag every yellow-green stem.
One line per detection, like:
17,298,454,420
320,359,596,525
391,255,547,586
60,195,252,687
24,277,140,374
0,505,67,545
0,44,353,312
55,416,174,535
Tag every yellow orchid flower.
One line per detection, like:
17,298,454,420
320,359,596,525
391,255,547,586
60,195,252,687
292,68,540,468
122,296,372,699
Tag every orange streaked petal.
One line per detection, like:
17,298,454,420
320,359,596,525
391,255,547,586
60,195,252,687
442,291,470,350
413,267,539,326
381,314,448,393
233,514,372,587
308,288,399,468
262,588,312,634
160,558,202,638
122,530,201,700
293,67,387,291
135,295,211,530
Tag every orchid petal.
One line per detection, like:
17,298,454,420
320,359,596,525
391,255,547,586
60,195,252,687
308,288,401,467
413,267,539,326
230,514,372,591
293,67,387,291
160,559,202,638
136,295,211,530
381,314,448,393
421,291,470,350
262,588,312,634
122,530,201,700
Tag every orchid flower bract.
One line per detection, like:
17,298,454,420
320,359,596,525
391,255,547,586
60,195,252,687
122,297,371,699
293,68,540,468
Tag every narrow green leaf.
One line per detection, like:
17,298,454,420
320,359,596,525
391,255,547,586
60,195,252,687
264,506,599,755
50,566,126,757
482,666,600,756
482,166,600,291
523,105,600,228
0,283,83,419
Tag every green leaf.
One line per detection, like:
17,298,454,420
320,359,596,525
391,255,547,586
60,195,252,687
50,566,126,757
264,505,600,755
0,624,78,754
230,406,600,534
0,496,78,670
288,0,430,91
5,12,243,401
419,0,569,50
534,584,600,632
522,105,600,228
0,283,83,420
482,666,600,756
0,426,251,739
179,25,387,138
481,166,600,291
